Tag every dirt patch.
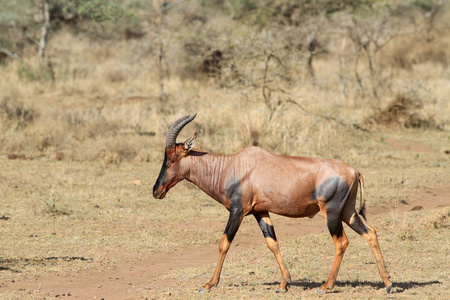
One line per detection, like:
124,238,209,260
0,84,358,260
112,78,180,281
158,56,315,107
385,138,431,153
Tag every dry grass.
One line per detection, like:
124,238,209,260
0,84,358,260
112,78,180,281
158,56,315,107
386,207,449,241
0,129,448,298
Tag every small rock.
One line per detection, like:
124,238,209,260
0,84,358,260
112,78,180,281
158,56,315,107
410,206,423,211
7,153,18,160
55,152,64,161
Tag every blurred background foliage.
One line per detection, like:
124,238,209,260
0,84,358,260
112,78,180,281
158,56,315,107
0,0,449,163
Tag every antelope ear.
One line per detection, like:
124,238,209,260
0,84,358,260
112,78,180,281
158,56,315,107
183,132,197,153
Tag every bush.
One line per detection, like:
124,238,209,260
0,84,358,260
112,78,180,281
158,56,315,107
366,94,441,129
0,97,36,131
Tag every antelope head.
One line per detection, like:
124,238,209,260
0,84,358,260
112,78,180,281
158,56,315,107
153,114,197,199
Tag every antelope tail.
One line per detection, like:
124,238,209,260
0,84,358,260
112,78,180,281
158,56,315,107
358,173,367,221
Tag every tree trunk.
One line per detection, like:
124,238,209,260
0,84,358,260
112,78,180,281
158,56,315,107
38,0,51,68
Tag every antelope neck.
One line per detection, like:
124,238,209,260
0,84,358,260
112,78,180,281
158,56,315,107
185,151,231,203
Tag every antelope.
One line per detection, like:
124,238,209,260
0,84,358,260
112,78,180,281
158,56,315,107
153,114,392,293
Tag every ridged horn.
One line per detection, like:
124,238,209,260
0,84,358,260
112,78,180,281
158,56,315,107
166,113,197,148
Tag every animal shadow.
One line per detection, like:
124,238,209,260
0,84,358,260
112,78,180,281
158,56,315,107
263,279,442,293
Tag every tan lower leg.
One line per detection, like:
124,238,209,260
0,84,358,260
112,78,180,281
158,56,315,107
265,237,291,291
259,213,291,291
362,228,392,288
320,230,349,291
203,234,230,290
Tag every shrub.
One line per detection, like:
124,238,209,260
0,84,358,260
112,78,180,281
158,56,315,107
0,97,36,131
366,94,441,129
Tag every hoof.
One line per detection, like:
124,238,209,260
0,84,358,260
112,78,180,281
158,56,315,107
318,284,332,293
199,288,209,293
275,289,286,293
386,284,393,294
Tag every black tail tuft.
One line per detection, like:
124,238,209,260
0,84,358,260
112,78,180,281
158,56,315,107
359,202,367,221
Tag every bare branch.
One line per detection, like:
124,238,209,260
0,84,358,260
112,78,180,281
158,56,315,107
160,0,187,14
262,53,273,112
25,32,39,46
158,43,165,99
0,47,24,63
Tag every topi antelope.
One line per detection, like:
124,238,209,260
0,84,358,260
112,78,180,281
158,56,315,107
153,114,392,293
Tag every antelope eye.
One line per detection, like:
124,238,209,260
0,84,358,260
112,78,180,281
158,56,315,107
166,161,170,167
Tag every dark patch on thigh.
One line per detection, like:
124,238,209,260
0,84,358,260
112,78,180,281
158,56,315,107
311,177,350,203
313,177,351,238
348,213,370,235
224,178,244,242
254,214,277,241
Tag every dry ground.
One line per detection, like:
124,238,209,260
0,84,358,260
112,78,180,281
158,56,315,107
0,129,448,300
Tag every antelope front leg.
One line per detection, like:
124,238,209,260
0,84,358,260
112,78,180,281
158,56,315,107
254,212,291,292
200,204,244,292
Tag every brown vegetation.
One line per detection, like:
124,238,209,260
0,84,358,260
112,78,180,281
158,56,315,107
367,94,441,129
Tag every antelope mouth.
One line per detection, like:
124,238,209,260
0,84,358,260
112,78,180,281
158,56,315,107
153,189,167,199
